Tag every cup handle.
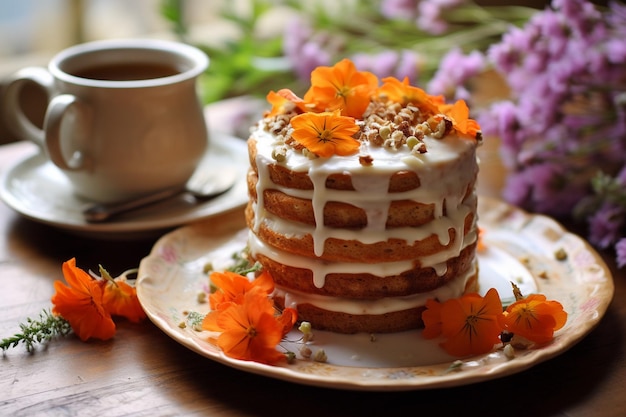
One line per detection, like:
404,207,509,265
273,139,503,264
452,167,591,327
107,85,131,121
2,67,55,148
44,94,91,171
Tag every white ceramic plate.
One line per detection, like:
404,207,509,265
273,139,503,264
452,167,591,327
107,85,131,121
0,132,248,239
136,197,614,390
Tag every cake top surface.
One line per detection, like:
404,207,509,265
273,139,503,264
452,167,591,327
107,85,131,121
253,59,482,172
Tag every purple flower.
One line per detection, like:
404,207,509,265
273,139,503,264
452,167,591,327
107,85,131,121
283,18,332,83
427,47,485,100
351,50,421,83
588,203,625,248
417,0,468,35
615,238,626,268
395,50,423,82
352,51,401,79
380,0,418,20
502,163,587,216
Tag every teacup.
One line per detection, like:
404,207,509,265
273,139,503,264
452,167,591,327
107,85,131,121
1,38,209,203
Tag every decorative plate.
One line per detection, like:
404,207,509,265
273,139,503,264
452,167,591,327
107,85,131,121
136,197,614,391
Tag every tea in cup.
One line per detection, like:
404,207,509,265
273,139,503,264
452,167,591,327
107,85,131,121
2,38,209,203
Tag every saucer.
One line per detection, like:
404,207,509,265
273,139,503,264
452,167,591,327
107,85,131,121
0,132,249,240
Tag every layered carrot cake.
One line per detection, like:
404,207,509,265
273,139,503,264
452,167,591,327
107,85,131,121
246,59,482,333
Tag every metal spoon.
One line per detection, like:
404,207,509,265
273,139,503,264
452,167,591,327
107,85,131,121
82,167,239,223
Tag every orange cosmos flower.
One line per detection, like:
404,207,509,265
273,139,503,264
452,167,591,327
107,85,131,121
208,270,274,309
437,99,482,140
503,294,567,344
378,76,442,117
204,288,296,365
423,288,504,357
102,274,146,324
290,110,360,157
51,258,116,342
303,58,378,118
266,88,306,117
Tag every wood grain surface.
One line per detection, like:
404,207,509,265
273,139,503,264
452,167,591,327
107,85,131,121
0,140,624,417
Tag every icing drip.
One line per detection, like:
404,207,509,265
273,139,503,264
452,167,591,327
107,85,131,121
248,230,476,288
308,166,330,257
273,260,478,315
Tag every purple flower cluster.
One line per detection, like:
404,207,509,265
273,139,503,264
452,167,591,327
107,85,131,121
282,17,333,83
477,0,626,266
380,0,470,35
427,47,485,100
351,49,423,84
282,15,423,85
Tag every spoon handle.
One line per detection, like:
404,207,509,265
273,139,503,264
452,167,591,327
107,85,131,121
83,186,185,223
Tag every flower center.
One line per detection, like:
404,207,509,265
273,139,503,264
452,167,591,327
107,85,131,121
318,130,334,143
247,327,257,338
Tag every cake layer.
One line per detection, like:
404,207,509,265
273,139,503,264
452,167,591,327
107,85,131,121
252,242,477,299
245,201,476,263
248,138,422,192
272,264,479,334
248,169,452,229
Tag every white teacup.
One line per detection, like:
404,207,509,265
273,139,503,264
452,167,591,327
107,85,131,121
2,38,209,203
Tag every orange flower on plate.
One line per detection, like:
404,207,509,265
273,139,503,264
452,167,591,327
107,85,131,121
208,270,274,309
51,258,116,342
102,270,146,324
503,294,567,344
290,110,360,157
423,288,504,357
303,58,378,118
266,88,306,117
203,288,296,365
421,298,443,339
437,99,482,140
378,76,442,117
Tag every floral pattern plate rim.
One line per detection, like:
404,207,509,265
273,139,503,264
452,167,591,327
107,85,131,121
136,197,614,391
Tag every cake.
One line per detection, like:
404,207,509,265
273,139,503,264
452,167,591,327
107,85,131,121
245,59,482,334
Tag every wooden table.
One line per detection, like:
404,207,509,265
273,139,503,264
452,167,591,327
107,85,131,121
0,140,624,417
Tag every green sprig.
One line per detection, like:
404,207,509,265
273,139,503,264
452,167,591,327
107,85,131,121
227,247,262,276
1,309,72,353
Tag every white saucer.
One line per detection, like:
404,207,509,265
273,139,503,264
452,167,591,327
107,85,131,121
0,131,249,240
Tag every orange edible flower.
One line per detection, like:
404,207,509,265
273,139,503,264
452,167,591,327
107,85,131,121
204,288,295,365
51,258,116,342
208,270,274,309
378,76,442,117
202,270,297,364
503,294,567,344
303,59,378,118
423,288,504,357
102,274,146,324
421,298,443,339
290,110,360,157
266,88,306,117
437,99,482,140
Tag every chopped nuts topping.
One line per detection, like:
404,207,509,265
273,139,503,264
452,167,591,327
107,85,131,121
359,155,374,166
260,98,471,159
